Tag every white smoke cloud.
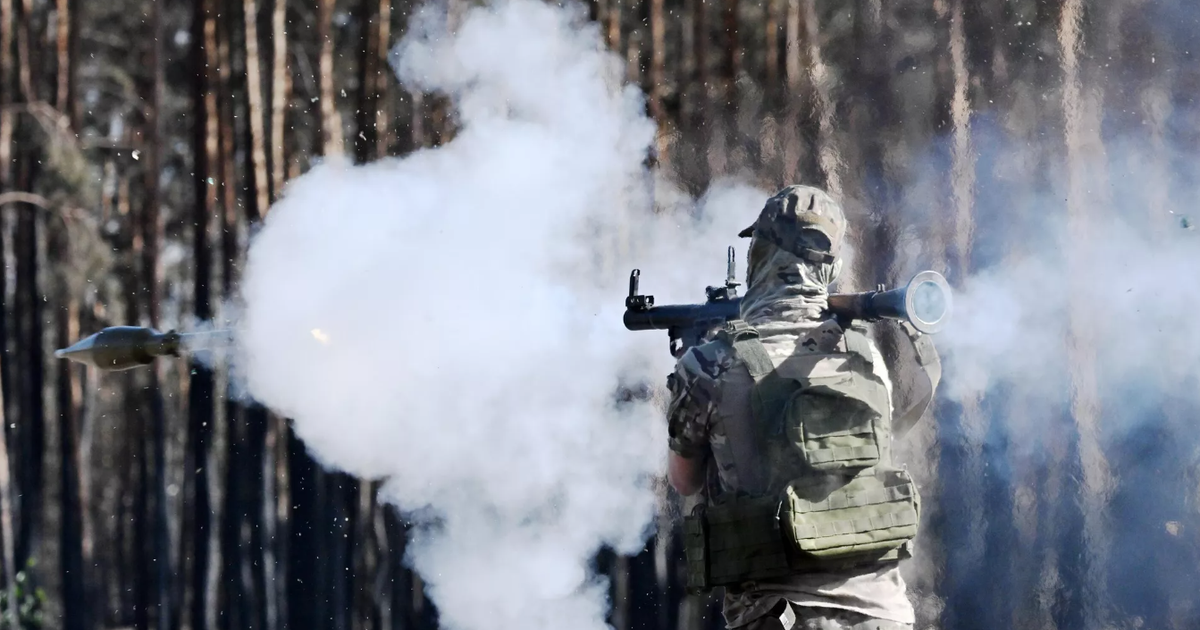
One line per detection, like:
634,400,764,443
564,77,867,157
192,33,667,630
219,1,764,629
935,181,1200,409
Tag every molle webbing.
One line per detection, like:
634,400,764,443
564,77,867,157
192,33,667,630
682,320,920,592
804,445,881,467
705,499,789,579
684,498,792,592
683,467,919,592
714,321,776,494
784,468,920,559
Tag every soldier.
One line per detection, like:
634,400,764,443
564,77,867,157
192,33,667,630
666,185,933,630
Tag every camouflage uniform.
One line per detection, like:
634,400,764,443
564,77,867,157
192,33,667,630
667,186,916,630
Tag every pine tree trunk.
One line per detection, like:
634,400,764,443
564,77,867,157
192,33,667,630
188,1,219,628
782,0,802,182
649,0,665,124
265,5,290,624
690,0,709,188
52,0,86,622
801,0,840,197
1058,2,1110,627
374,0,392,158
318,0,343,155
244,0,270,218
0,355,14,629
354,0,379,164
0,0,12,192
12,0,45,583
143,3,171,627
0,3,17,620
269,0,288,204
55,228,87,630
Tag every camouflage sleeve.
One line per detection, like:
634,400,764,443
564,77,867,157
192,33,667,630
665,354,717,459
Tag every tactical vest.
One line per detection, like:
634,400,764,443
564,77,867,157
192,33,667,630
682,320,921,593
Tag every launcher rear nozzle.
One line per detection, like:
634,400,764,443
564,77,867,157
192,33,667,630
55,326,185,371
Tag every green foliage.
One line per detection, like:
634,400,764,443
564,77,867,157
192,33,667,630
0,561,46,630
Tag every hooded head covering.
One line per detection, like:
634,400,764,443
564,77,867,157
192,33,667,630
738,185,846,327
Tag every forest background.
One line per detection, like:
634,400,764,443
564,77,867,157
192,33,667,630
1,0,1199,629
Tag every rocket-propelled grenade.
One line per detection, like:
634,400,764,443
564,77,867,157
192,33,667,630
54,326,233,371
623,246,953,356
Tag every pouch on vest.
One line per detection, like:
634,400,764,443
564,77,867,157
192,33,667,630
761,328,891,472
782,466,919,561
683,497,793,593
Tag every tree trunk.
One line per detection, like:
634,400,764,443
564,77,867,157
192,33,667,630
605,0,621,52
12,0,44,583
265,6,291,625
765,0,780,91
374,0,392,158
318,0,343,155
782,0,802,182
0,7,16,618
648,0,665,125
801,0,840,197
55,231,87,630
0,0,12,191
0,352,14,629
269,0,288,204
689,0,709,189
143,3,172,627
354,0,379,164
1058,2,1110,627
286,429,320,630
244,0,270,217
188,0,218,628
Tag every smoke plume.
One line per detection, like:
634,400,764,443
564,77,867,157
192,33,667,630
220,1,758,629
900,115,1200,627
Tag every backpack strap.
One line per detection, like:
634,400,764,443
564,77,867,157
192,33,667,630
841,323,940,436
713,320,776,494
841,326,876,366
892,322,942,437
718,320,774,381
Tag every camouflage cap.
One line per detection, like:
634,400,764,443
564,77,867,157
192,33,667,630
738,185,847,264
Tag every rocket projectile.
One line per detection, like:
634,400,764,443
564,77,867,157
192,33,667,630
55,326,233,371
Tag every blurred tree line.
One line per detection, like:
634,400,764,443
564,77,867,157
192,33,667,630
1,0,1199,629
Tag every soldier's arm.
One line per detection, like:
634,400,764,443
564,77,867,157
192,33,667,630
665,355,714,496
668,453,704,496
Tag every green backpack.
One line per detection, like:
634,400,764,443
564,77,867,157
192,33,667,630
683,320,921,592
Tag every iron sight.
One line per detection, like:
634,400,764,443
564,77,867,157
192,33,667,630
623,246,953,356
55,326,234,371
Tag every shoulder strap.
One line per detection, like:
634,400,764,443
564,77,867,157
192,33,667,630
717,320,774,382
841,327,876,366
892,322,942,437
712,320,776,494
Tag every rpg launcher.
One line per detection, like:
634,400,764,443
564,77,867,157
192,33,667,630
623,247,952,357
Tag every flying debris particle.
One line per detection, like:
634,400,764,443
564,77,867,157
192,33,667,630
132,150,141,161
310,328,331,345
1181,215,1194,230
1166,521,1181,536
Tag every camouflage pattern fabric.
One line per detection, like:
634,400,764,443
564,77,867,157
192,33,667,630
738,185,848,264
739,195,842,328
665,186,916,629
741,602,913,630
